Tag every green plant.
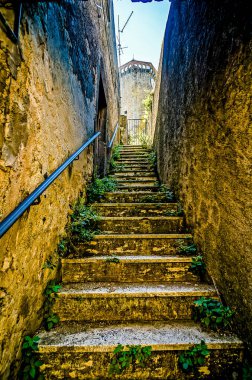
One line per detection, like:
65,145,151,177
139,134,152,149
147,151,157,169
87,176,117,203
159,185,175,202
105,257,120,263
42,256,57,270
111,144,122,161
109,344,152,375
43,281,61,331
176,239,197,256
178,340,209,373
242,361,252,380
57,238,70,257
193,297,235,331
189,256,206,278
19,336,44,380
68,203,100,243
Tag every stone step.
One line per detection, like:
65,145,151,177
98,216,183,234
117,185,160,192
114,165,153,171
61,256,198,284
119,153,149,158
38,321,243,380
72,233,192,257
117,158,150,162
92,203,178,217
113,172,156,178
101,191,170,203
53,282,217,322
116,180,158,186
113,175,158,181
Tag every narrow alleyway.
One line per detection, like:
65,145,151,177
37,146,243,379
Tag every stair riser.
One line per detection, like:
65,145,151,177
102,192,169,203
98,218,183,234
62,261,198,283
53,294,215,322
114,165,153,171
113,176,158,181
92,204,178,217
117,186,159,192
111,173,156,178
76,236,192,256
117,181,158,186
39,349,243,380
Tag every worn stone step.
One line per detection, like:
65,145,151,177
116,180,158,187
117,158,150,162
92,203,178,217
38,321,243,380
112,175,158,181
101,191,170,203
119,153,149,158
117,185,160,192
53,282,216,322
98,216,183,234
73,233,192,257
113,172,156,178
114,164,153,170
61,256,198,284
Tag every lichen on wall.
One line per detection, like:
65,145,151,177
154,0,252,349
0,1,119,378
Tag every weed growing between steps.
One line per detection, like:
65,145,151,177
176,239,197,256
159,185,176,202
189,256,206,278
147,151,157,169
109,145,125,171
19,336,44,380
109,344,152,375
87,176,117,203
178,340,209,373
43,281,61,331
57,203,100,256
193,297,235,331
164,203,184,217
42,255,57,270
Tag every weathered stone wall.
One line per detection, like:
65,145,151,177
120,61,155,119
0,1,119,378
154,0,252,348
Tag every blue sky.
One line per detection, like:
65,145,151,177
113,0,170,69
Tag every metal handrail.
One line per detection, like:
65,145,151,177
107,122,119,149
0,132,101,238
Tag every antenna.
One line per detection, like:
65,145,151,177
117,11,133,68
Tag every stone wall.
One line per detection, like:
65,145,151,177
0,1,119,378
154,0,252,348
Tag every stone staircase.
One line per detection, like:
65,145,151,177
38,145,243,379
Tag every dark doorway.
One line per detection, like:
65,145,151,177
94,76,108,177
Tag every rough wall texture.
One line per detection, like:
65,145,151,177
154,0,252,348
120,60,156,119
0,1,119,377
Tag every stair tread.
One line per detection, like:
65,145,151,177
99,216,182,220
93,203,177,207
93,233,191,238
58,282,216,296
38,320,243,351
62,255,193,263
